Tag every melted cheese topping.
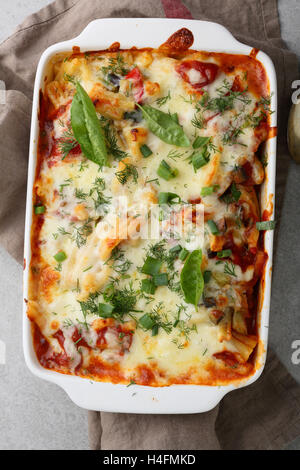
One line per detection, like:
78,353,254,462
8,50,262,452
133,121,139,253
28,47,270,386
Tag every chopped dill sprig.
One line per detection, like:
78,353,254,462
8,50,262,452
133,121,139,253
191,112,206,130
89,177,111,211
224,261,237,277
140,302,173,335
63,73,77,85
57,226,71,236
101,53,129,76
166,149,189,161
103,283,140,317
74,188,88,200
100,116,128,161
200,80,251,114
71,219,93,248
105,247,133,274
57,125,78,160
258,93,274,112
172,310,197,349
155,90,171,107
222,124,246,146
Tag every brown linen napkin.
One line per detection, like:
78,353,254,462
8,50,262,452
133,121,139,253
1,0,299,450
91,349,300,450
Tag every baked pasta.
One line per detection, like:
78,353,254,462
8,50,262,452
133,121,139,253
27,29,274,386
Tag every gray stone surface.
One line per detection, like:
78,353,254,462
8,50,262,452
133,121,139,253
0,245,89,450
0,0,299,450
0,0,53,42
278,0,300,62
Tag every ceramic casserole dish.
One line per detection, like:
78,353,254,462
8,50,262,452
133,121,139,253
23,18,277,413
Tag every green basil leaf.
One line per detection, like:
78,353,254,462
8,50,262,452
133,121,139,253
180,249,204,307
71,94,94,159
171,112,179,124
71,82,108,167
138,104,190,147
75,83,108,164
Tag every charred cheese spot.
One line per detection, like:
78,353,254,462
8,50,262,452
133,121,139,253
40,266,60,303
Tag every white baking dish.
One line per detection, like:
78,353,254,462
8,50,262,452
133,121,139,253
23,18,277,413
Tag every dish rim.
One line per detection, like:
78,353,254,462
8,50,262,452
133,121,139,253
23,17,277,413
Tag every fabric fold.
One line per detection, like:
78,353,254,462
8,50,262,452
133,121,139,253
0,91,31,262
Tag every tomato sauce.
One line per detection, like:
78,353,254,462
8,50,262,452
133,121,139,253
175,60,219,90
200,51,269,98
124,67,144,103
214,351,240,367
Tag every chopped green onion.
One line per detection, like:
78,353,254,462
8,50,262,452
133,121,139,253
203,270,212,283
191,149,209,172
53,250,67,262
179,247,189,261
193,136,210,149
256,220,276,231
169,244,182,254
157,160,178,181
141,278,156,295
201,185,219,197
153,273,168,286
140,144,153,158
158,192,181,205
207,220,220,235
139,313,155,330
152,324,159,336
34,205,45,214
217,249,232,259
98,303,114,317
141,256,162,275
